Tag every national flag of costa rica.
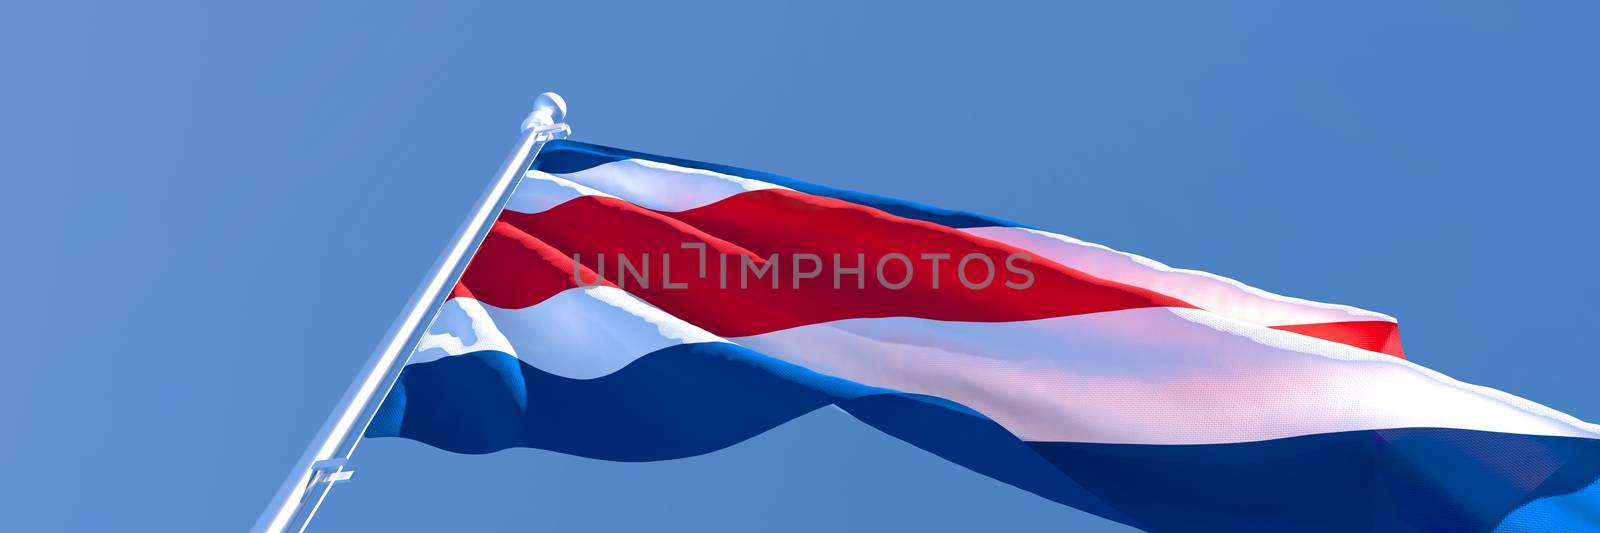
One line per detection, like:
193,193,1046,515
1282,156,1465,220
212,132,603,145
366,140,1600,532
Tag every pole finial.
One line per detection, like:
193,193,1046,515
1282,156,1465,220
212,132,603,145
522,92,568,132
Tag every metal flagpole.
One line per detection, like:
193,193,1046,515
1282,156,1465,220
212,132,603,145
252,92,572,533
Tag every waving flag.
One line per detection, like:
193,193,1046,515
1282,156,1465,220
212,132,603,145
366,140,1600,532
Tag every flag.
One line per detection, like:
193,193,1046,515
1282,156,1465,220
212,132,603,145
366,140,1600,532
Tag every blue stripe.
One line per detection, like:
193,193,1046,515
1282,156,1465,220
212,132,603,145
369,345,1600,532
529,140,1026,229
1030,431,1600,532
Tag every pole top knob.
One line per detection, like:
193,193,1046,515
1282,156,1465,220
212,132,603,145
521,92,568,132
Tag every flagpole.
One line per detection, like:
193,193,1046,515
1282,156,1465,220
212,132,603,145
252,92,571,533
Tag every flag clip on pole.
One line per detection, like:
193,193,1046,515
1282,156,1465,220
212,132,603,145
253,93,571,533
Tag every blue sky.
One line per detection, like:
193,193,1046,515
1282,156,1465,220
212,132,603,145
5,1,1599,531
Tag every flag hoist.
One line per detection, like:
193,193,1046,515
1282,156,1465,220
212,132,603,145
251,92,571,533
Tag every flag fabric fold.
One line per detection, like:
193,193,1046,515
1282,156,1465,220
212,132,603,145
367,140,1600,532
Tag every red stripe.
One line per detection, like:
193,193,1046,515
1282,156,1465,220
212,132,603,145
1271,321,1405,358
454,220,611,305
458,189,1191,337
458,188,1401,356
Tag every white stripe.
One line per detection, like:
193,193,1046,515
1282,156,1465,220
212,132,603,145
541,158,789,213
965,226,1396,327
731,308,1596,444
414,288,1596,444
504,170,618,215
411,287,724,379
414,298,516,360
